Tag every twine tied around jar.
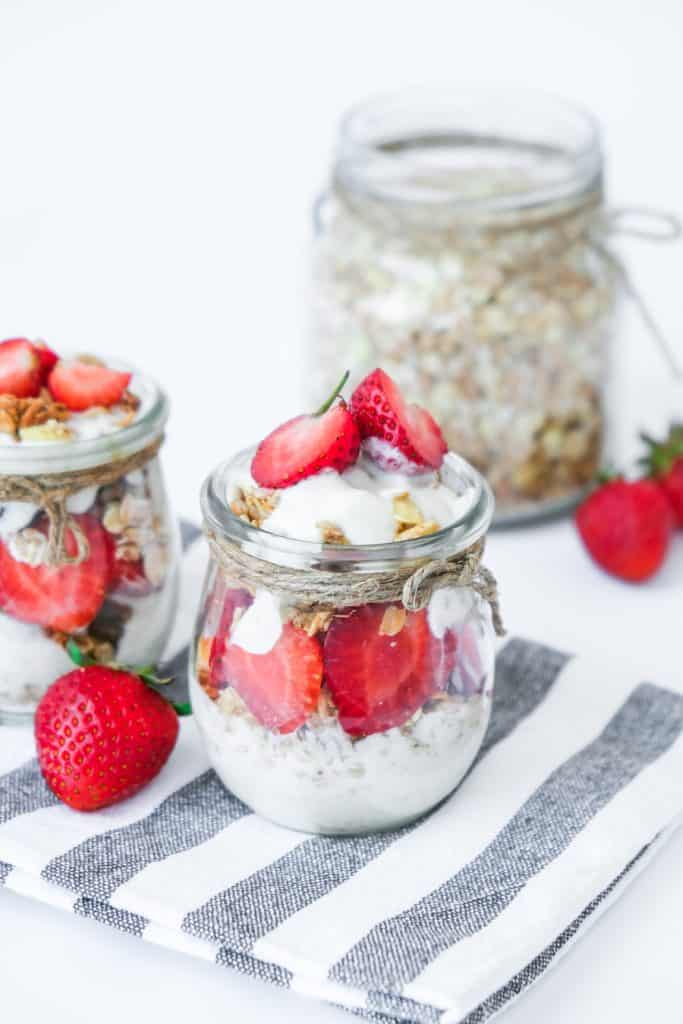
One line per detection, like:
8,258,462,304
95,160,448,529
0,435,163,566
204,528,505,637
593,205,683,379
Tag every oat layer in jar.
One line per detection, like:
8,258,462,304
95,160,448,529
192,447,499,836
310,89,618,522
0,343,180,722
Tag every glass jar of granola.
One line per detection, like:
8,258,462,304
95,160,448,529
192,446,499,836
0,341,180,722
310,88,618,522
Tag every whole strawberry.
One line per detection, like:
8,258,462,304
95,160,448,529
35,651,182,811
640,424,683,527
575,477,673,582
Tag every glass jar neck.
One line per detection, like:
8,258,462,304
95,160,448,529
332,87,603,232
202,451,495,574
0,369,169,476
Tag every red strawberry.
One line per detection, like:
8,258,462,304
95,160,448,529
660,460,683,526
35,665,179,811
251,371,360,489
109,556,153,597
0,513,110,630
48,358,131,411
640,425,683,527
0,338,42,397
216,623,323,733
32,340,59,382
575,478,673,582
350,368,447,471
207,587,254,689
323,603,445,737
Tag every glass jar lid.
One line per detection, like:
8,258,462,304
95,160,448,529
202,450,495,573
333,86,603,228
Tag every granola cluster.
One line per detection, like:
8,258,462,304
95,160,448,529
102,490,169,587
0,390,71,440
229,487,279,527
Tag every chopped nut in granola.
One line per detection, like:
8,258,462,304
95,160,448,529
0,393,70,439
290,607,335,636
317,521,349,544
230,487,278,527
392,492,424,527
196,635,217,699
379,605,407,636
143,541,168,587
396,520,440,541
103,501,125,534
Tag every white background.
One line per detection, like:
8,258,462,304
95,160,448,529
0,1,682,1021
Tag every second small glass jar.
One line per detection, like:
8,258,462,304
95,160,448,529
192,451,497,836
310,88,619,523
0,366,180,723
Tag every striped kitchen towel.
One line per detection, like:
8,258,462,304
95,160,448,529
1,522,682,1024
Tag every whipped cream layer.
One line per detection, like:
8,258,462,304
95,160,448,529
226,447,471,546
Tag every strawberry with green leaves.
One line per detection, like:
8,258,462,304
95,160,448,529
575,475,673,582
35,641,189,812
640,424,683,527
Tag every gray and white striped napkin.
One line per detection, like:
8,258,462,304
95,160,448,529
1,523,682,1024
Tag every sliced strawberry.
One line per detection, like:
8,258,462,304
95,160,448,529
109,556,153,597
323,603,446,737
208,586,254,690
32,340,59,382
350,368,447,470
216,623,322,733
0,514,110,631
0,338,42,397
48,359,131,411
251,372,360,489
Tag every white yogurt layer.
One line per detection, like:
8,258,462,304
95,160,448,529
0,616,73,711
230,588,283,655
226,448,470,545
191,674,491,834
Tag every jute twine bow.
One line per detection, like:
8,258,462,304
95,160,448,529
0,435,163,566
205,529,506,636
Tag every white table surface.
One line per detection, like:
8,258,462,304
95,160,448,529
1,1,682,1020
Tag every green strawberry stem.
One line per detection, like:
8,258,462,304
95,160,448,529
65,639,190,716
66,639,96,667
314,369,349,417
639,423,683,475
171,701,193,717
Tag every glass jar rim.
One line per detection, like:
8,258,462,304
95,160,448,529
333,86,603,221
0,358,169,475
201,450,495,573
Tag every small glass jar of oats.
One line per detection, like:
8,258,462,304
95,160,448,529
310,88,618,523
